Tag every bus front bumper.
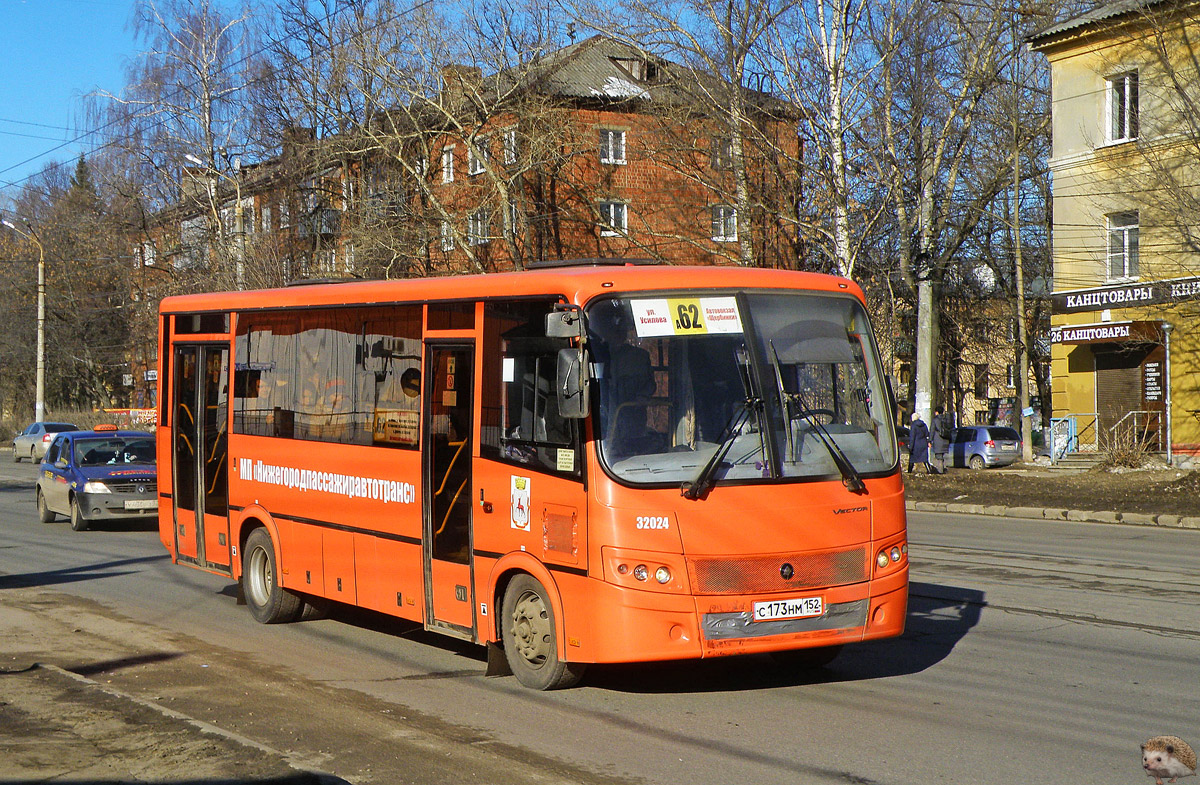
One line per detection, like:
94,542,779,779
572,568,908,663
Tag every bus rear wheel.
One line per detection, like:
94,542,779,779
242,528,303,624
501,575,585,690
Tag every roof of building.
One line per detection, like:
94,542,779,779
485,34,791,115
1027,0,1195,47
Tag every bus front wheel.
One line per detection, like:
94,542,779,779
501,574,585,690
242,528,303,624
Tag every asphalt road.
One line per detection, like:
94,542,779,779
1,456,1197,784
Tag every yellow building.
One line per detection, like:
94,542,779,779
1030,0,1200,458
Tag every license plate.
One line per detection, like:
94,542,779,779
124,499,157,510
753,596,823,622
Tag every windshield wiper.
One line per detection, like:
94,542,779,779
768,342,866,495
680,397,759,500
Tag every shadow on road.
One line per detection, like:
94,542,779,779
0,554,169,590
212,577,986,695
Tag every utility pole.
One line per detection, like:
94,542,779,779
1012,5,1033,462
2,217,45,423
915,128,936,423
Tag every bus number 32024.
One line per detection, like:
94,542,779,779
636,516,670,530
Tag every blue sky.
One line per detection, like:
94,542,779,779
0,0,139,195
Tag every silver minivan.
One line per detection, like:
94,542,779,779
949,426,1022,469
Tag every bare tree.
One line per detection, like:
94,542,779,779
93,0,259,292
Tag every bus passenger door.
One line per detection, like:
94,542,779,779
171,344,232,574
423,344,476,637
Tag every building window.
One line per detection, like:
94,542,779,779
599,129,626,165
712,137,733,170
440,219,454,252
612,56,653,81
1107,211,1139,280
467,140,486,176
973,364,988,399
505,201,521,237
711,205,738,242
1108,72,1138,143
468,209,490,246
598,201,627,236
139,240,157,267
502,128,518,166
441,147,455,183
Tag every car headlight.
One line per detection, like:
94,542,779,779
83,481,111,494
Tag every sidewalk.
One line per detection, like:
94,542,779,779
905,499,1200,529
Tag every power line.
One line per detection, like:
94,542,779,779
0,0,429,192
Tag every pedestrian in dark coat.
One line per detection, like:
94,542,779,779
908,412,934,474
931,405,951,474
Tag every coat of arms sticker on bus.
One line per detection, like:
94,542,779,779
511,475,531,531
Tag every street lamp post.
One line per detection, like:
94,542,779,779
184,153,245,289
2,217,45,423
1163,320,1174,467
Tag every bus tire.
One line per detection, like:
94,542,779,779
501,574,585,690
770,644,843,670
70,498,89,532
242,528,303,624
36,489,55,522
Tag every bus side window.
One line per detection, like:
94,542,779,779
481,301,580,478
364,307,422,449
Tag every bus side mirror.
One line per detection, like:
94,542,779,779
557,348,590,418
546,306,584,339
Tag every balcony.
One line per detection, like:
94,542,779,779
297,207,341,238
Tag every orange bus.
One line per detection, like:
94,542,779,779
156,260,907,689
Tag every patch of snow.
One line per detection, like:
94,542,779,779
590,76,650,100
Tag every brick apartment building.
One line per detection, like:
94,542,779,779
125,36,801,405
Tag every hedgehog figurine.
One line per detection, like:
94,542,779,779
1142,736,1197,784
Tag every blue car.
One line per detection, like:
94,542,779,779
949,425,1022,469
34,427,157,531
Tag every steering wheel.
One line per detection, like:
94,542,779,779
796,408,836,424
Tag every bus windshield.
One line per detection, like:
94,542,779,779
588,292,898,486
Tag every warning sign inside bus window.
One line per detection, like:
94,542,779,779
629,297,743,337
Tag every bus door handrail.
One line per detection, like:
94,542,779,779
433,437,468,496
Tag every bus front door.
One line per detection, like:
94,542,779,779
171,344,232,574
423,344,475,637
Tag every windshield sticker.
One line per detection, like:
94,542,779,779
630,297,743,337
511,475,531,531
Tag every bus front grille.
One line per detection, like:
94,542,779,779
686,547,868,595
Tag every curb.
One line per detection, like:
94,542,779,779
906,501,1200,530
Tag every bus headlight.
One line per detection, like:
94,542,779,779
875,540,908,576
603,547,689,594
